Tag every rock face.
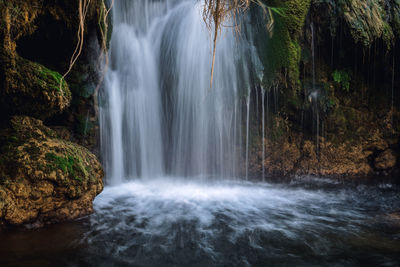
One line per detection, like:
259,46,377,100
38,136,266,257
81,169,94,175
247,0,400,179
0,1,71,119
0,116,103,228
248,110,399,179
249,135,374,178
374,149,397,170
0,0,107,228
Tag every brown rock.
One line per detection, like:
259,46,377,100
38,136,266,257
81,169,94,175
374,149,397,170
0,116,103,228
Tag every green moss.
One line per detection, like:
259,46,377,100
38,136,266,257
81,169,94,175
38,67,65,92
322,0,397,48
1,56,72,119
45,152,87,182
332,69,352,92
29,60,70,97
382,22,394,50
256,0,311,91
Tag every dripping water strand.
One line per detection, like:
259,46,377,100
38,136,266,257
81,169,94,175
245,87,251,180
261,86,265,181
311,22,319,157
391,46,395,126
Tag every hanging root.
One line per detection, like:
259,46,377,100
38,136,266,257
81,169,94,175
58,0,113,116
93,0,114,116
60,0,92,91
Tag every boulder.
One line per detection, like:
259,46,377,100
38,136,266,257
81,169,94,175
0,116,103,228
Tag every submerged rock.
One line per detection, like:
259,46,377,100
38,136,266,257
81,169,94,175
0,116,103,228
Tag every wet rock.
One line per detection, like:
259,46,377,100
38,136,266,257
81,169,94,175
0,0,108,120
374,149,397,170
0,116,103,228
0,2,71,119
250,130,375,178
1,56,71,119
262,139,301,176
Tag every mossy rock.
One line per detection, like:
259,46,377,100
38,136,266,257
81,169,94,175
0,116,103,227
255,0,311,91
313,0,398,48
1,56,71,120
0,0,109,121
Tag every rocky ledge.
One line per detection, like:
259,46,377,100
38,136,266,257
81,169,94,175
0,116,103,228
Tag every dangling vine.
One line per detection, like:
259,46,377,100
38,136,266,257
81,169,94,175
59,0,114,95
94,0,114,115
60,0,92,90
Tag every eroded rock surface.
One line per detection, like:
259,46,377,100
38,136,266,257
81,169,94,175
0,116,103,228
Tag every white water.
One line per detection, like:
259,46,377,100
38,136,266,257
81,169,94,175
93,178,355,237
100,0,258,183
86,177,400,266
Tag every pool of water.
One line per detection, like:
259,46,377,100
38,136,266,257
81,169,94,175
1,177,400,266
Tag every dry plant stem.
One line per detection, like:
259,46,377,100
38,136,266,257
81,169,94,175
203,0,250,89
210,0,220,89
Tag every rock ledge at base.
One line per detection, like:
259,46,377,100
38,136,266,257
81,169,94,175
0,116,103,228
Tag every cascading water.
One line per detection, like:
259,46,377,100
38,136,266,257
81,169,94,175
100,0,257,182
88,2,400,266
3,3,400,266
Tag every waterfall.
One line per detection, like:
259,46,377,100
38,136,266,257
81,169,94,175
100,0,259,183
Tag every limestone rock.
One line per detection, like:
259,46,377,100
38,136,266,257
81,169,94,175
374,149,397,170
0,0,108,120
0,116,103,227
1,56,71,119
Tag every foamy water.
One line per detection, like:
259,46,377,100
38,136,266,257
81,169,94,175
1,178,399,266
81,178,400,266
